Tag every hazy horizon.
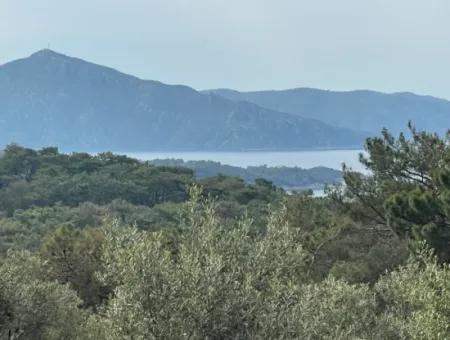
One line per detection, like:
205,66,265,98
2,48,449,102
2,0,450,99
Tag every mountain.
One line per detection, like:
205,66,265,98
0,50,364,151
205,88,450,136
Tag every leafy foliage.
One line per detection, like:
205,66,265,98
338,125,450,261
0,127,449,338
0,251,87,339
0,145,193,215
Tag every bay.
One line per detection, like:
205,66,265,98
124,149,366,173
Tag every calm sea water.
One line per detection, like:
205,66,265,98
124,149,366,172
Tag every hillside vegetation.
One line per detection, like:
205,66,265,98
0,50,363,151
207,88,450,136
1,126,450,339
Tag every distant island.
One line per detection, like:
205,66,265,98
148,159,342,190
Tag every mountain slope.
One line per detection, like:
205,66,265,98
205,88,450,136
0,50,364,151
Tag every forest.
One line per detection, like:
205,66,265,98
0,126,449,339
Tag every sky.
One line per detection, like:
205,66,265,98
1,0,450,98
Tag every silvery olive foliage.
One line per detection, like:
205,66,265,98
1,186,449,339
0,251,88,340
84,186,449,340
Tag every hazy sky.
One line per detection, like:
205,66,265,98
1,0,450,98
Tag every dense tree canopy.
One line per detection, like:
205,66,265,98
0,128,449,339
0,145,193,214
340,125,450,262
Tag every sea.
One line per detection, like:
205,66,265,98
124,149,366,173
116,149,367,197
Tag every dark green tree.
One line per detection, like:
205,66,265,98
40,227,110,309
340,124,450,261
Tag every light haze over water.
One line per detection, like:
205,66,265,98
125,149,366,173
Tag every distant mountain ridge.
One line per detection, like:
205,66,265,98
0,50,364,151
204,88,450,136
